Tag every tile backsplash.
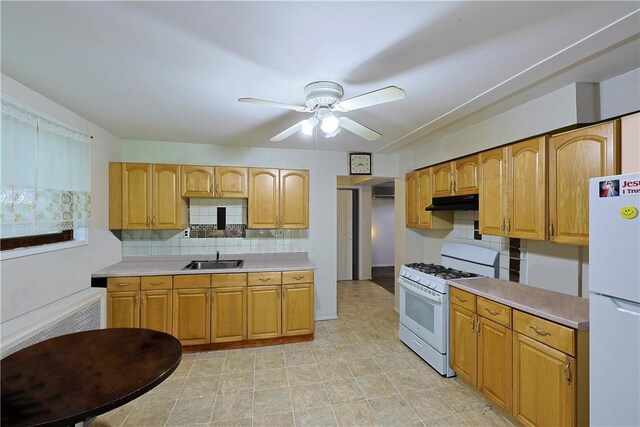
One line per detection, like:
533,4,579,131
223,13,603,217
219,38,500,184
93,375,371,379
121,198,308,256
448,210,527,283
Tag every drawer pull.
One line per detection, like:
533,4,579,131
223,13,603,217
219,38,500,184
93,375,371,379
484,308,499,316
116,283,130,287
149,282,163,286
259,277,272,282
529,325,551,336
292,276,304,280
456,296,468,303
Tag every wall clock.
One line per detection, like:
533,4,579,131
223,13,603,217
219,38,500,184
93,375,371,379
349,152,372,175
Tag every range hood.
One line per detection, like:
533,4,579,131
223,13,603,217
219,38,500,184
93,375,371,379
425,194,478,211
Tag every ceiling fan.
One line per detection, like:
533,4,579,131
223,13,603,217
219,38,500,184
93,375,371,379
239,81,405,142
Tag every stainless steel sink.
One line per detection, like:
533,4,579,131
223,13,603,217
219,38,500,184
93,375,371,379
183,260,244,270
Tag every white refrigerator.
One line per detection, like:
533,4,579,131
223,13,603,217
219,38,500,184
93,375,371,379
589,173,640,426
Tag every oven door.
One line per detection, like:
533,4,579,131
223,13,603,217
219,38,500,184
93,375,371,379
398,280,446,353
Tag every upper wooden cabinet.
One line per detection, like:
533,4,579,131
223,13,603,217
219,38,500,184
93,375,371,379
248,168,309,229
549,121,620,246
182,165,214,198
405,169,453,229
215,166,248,198
110,163,187,230
432,154,479,198
479,137,546,240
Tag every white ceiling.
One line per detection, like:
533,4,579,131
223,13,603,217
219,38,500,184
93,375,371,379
2,1,639,153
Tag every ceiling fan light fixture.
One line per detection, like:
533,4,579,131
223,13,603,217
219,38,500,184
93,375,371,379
324,127,341,139
301,117,318,136
320,114,340,134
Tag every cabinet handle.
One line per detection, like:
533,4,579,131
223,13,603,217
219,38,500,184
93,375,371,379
140,295,144,308
501,218,505,233
210,184,213,194
456,296,468,303
564,361,572,384
549,222,554,238
134,294,139,307
146,217,151,225
477,318,481,336
215,184,219,196
116,283,130,287
206,291,210,303
292,276,304,280
484,307,499,316
470,316,475,331
259,277,272,282
152,216,156,226
507,218,511,233
453,180,457,192
529,325,551,336
149,282,163,286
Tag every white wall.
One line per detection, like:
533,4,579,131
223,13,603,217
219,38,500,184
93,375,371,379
600,68,640,120
371,198,395,267
122,139,398,320
0,75,122,322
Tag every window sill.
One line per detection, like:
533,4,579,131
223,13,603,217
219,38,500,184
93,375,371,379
0,239,88,261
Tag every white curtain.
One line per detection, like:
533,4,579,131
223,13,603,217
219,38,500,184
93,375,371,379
1,100,91,238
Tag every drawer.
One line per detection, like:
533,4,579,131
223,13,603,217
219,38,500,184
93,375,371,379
212,273,247,288
107,276,140,291
248,272,282,286
282,270,314,284
477,297,511,328
173,274,211,289
141,275,173,290
450,287,476,312
513,310,575,356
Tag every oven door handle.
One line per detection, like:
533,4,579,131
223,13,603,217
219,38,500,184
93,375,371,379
399,281,443,304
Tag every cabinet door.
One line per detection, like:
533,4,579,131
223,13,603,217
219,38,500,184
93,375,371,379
508,137,546,240
513,333,575,427
449,303,477,385
182,165,214,198
432,162,453,198
211,287,247,343
479,148,506,236
478,316,512,412
549,121,619,245
107,291,140,328
405,172,418,227
152,164,183,229
172,289,211,345
282,284,314,336
141,289,172,334
454,154,479,195
280,169,309,229
417,169,433,228
215,166,248,198
248,168,279,228
247,285,281,339
122,163,151,229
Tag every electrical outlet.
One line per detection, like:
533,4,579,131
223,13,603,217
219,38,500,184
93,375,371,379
183,228,190,238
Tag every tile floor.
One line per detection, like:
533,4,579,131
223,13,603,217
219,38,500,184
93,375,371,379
93,280,516,427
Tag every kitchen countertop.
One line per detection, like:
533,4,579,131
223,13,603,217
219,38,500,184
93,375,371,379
92,253,316,278
448,277,589,330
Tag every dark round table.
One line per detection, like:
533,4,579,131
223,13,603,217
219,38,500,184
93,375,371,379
1,328,182,427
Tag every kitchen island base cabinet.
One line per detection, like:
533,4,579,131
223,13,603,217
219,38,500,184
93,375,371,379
173,289,211,346
513,333,575,427
282,284,314,336
247,286,282,340
211,287,247,343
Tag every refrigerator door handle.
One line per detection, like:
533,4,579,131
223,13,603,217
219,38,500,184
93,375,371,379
612,298,640,317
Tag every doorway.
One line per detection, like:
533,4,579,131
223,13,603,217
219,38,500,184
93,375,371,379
337,189,358,281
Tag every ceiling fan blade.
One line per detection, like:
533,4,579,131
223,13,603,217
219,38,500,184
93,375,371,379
238,97,309,112
336,86,405,112
339,117,381,141
270,120,307,142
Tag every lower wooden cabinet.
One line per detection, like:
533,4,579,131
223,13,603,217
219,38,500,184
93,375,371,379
173,288,211,345
449,303,477,385
513,332,575,427
141,290,172,334
247,285,282,340
282,283,314,336
478,316,512,412
107,291,139,328
211,287,246,343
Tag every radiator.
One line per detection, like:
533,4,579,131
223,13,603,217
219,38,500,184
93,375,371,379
1,288,106,359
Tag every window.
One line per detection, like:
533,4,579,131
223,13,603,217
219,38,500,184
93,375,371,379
1,98,91,257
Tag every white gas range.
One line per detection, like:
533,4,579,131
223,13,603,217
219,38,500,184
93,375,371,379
398,243,498,377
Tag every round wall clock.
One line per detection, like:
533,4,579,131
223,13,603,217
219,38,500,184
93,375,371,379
349,152,372,175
